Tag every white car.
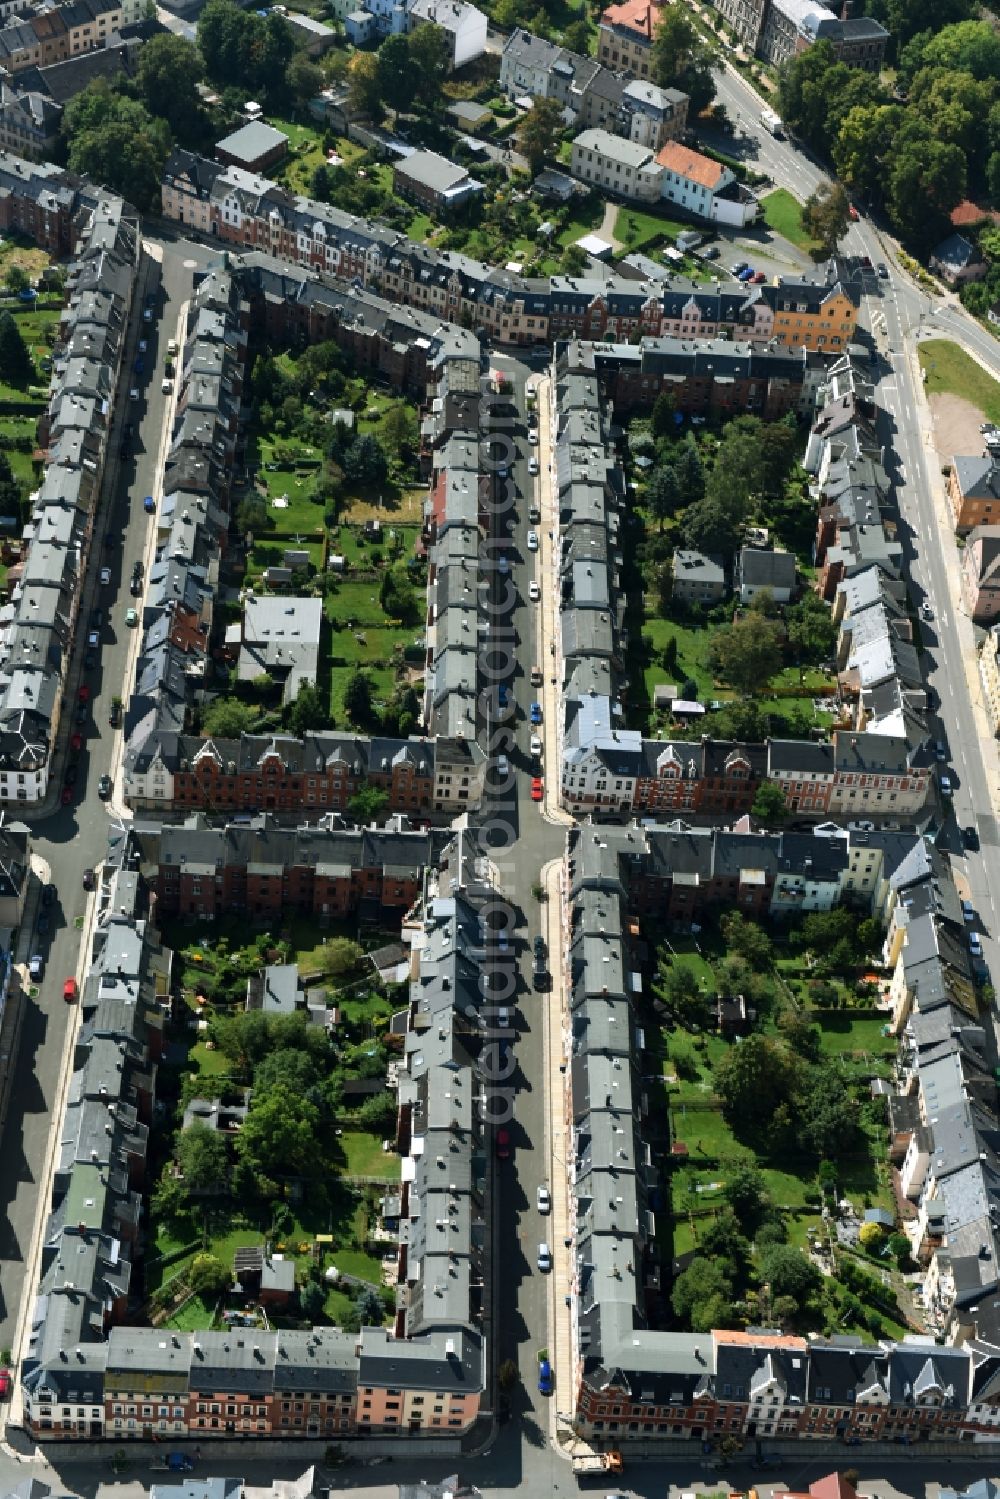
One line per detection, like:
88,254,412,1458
527,531,539,552
529,581,540,601
138,339,147,353
537,1184,551,1214
129,387,139,400
528,428,539,445
940,773,953,796
537,1242,552,1272
99,566,111,586
528,457,539,475
530,734,543,757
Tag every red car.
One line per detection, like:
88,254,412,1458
0,1369,11,1399
63,977,78,1003
60,786,72,805
530,777,543,802
495,1128,511,1160
70,732,83,752
77,684,90,703
849,203,860,220
751,270,766,283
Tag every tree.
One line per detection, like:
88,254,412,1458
676,435,705,503
683,496,745,555
715,1034,798,1143
798,1065,859,1158
859,1221,886,1252
833,103,902,202
719,911,772,971
197,0,293,92
381,401,419,459
407,22,451,109
722,1159,770,1233
801,180,851,255
647,465,681,529
787,590,836,669
348,783,390,820
561,19,591,54
202,698,259,738
650,390,678,439
885,120,967,252
651,6,716,114
343,668,375,726
379,568,418,623
517,96,563,175
656,960,710,1027
356,1286,386,1326
671,1257,734,1332
63,84,171,210
347,51,383,120
343,433,388,489
919,19,1000,81
883,0,975,52
255,1047,321,1100
751,780,788,824
325,937,365,976
759,1243,820,1301
358,1091,397,1135
238,1086,322,1177
376,34,419,114
286,682,327,736
211,1009,274,1078
176,1122,230,1196
0,313,32,386
237,494,269,534
189,1252,231,1298
136,33,204,135
498,1358,519,1391
708,615,783,696
4,266,28,295
286,51,324,104
300,1279,325,1320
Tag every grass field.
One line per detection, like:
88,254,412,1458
339,1131,401,1180
760,189,819,253
614,207,690,253
918,339,1000,424
164,1295,216,1332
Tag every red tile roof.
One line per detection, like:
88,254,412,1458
656,139,726,190
600,0,659,40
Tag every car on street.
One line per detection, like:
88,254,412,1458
702,245,719,259
129,387,139,401
125,607,138,627
964,824,980,851
60,786,72,805
109,700,121,727
70,732,82,752
142,306,152,322
848,820,875,832
527,530,538,551
530,776,543,801
130,576,142,596
537,1359,553,1396
42,883,55,907
99,566,111,586
935,740,947,761
970,931,984,958
921,601,933,617
64,765,77,787
848,203,860,220
530,734,542,757
144,495,155,514
98,774,112,800
528,456,539,475
738,265,755,282
877,262,889,278
498,684,509,709
537,1242,552,1272
537,1184,551,1214
84,650,96,670
730,261,748,275
498,554,509,575
132,559,143,581
138,339,147,353
0,1369,12,1400
495,1128,511,1160
134,356,144,374
29,955,44,981
529,702,542,724
963,899,976,923
75,703,88,725
63,977,78,1003
529,581,540,601
751,270,766,283
90,608,103,629
528,428,538,445
940,773,953,796
82,868,95,890
104,533,114,549
77,684,89,703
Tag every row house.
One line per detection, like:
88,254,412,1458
0,179,137,806
709,0,886,72
160,150,859,357
563,820,1000,1441
0,0,142,73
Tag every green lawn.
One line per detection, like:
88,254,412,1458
919,339,1000,424
329,1247,384,1283
556,200,605,247
761,189,820,253
815,1012,895,1058
339,1130,401,1180
164,1295,217,1332
613,207,690,252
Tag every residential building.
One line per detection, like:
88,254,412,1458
0,81,59,158
671,548,726,604
215,121,289,173
947,454,1000,534
570,127,663,203
392,150,484,214
980,627,1000,737
405,0,486,66
619,79,688,149
233,595,322,705
597,0,662,79
736,546,796,603
655,139,759,226
961,525,1000,624
709,0,886,71
930,233,987,287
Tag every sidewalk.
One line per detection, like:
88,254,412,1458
533,371,573,831
540,855,573,1458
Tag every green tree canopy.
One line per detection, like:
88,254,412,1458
517,96,563,174
708,615,783,696
135,33,204,136
671,1257,734,1332
751,780,788,824
376,33,419,113
237,1086,322,1177
176,1121,230,1196
63,83,170,210
189,1252,231,1298
652,7,716,114
343,668,375,726
801,180,851,256
722,1158,771,1233
759,1243,821,1301
202,698,259,739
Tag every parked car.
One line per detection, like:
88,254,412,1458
702,245,719,260
537,1242,552,1272
130,577,142,596
530,734,543,757
495,1128,511,1160
144,495,155,514
63,977,78,1002
90,608,103,629
125,607,138,627
98,774,112,800
42,883,55,907
528,428,538,445
528,457,539,476
537,1184,551,1214
962,899,976,923
82,868,95,890
970,931,984,958
738,266,755,282
77,684,90,703
37,912,49,936
29,955,44,981
109,700,122,727
537,1359,553,1396
530,777,543,802
60,787,72,805
0,1369,12,1400
730,261,748,275
529,702,542,725
529,581,540,602
940,773,953,796
964,824,980,851
99,566,111,586
64,765,77,787
527,530,539,551
75,703,88,725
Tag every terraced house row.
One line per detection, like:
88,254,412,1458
21,820,489,1439
122,248,486,817
552,339,934,820
0,153,139,805
560,817,1000,1442
160,151,860,355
